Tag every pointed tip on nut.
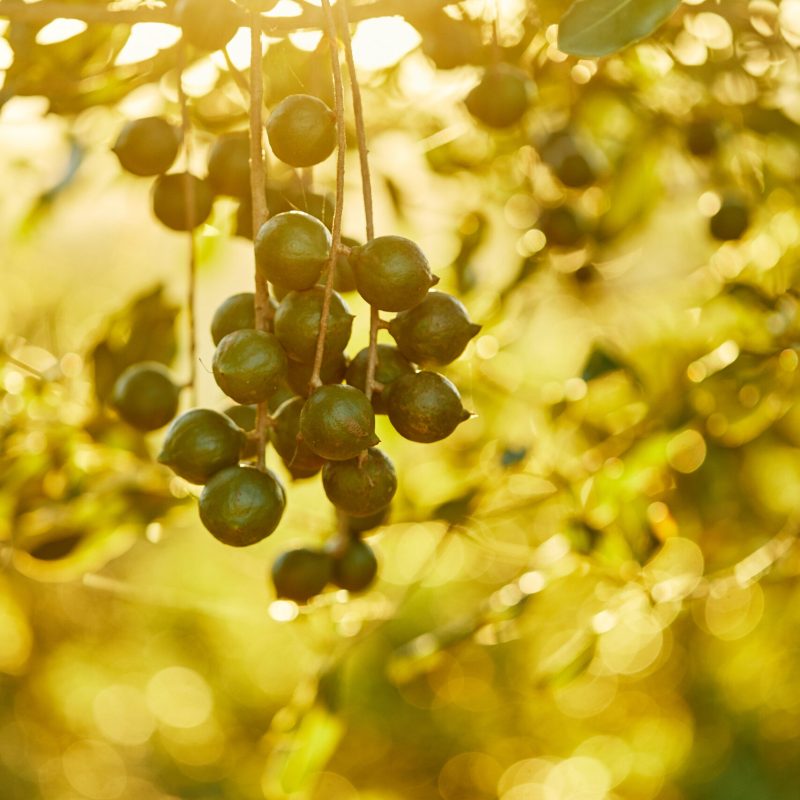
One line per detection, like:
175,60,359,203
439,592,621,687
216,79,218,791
468,324,482,338
460,409,475,423
430,275,440,287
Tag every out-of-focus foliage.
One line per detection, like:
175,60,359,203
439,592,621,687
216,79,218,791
4,1,800,799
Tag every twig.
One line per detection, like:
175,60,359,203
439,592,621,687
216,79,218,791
337,0,380,402
0,2,169,23
2,353,47,380
177,42,198,407
338,2,374,243
309,0,346,391
248,12,272,471
491,0,501,62
0,0,452,30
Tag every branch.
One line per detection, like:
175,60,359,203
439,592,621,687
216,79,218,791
177,42,198,407
0,0,452,30
309,0,346,391
248,11,271,471
337,0,380,403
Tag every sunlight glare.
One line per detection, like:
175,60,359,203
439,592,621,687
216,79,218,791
211,27,258,71
266,0,303,17
36,19,88,45
352,18,421,71
289,30,324,52
269,600,299,622
115,23,182,66
181,58,219,98
0,38,12,71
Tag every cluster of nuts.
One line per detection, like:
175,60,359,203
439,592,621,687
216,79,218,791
108,27,479,603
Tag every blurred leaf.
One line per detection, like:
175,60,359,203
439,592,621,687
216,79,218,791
582,345,628,381
25,532,83,561
277,705,345,795
724,282,778,311
382,174,406,220
453,212,487,294
263,38,333,107
539,637,596,688
501,446,528,468
597,139,663,240
432,489,480,525
558,0,681,57
19,138,85,233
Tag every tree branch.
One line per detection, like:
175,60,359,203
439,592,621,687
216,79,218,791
248,11,272,471
177,42,198,407
0,0,452,30
309,0,346,391
337,0,381,404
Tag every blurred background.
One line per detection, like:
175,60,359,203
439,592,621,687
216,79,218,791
4,0,800,798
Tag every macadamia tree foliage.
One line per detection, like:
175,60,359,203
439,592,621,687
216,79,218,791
3,1,800,798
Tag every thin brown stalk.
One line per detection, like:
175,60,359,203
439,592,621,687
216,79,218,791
309,0,346,391
337,1,380,401
338,1,374,242
177,42,198,407
2,354,47,380
248,12,272,471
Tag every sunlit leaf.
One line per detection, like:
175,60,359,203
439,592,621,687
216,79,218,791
558,0,681,57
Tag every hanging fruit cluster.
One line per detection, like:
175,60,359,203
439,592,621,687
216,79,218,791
107,0,480,606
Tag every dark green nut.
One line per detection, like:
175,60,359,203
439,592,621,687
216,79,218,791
710,196,750,241
328,538,378,593
112,117,180,177
686,119,718,157
299,384,378,461
207,131,252,197
175,0,242,52
152,172,214,231
271,547,332,603
158,408,245,484
199,465,285,546
212,329,288,405
465,63,533,129
420,12,484,70
267,94,337,168
537,206,588,248
345,345,414,414
388,291,480,367
340,506,391,536
111,361,180,432
224,403,257,459
287,351,347,397
322,448,397,517
333,237,360,293
274,287,353,363
254,210,332,291
350,236,438,312
385,371,471,443
541,132,597,189
268,396,326,474
210,293,256,345
267,380,298,414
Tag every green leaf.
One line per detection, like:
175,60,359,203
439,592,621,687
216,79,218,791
276,705,344,794
582,347,624,382
558,0,681,58
596,138,662,240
